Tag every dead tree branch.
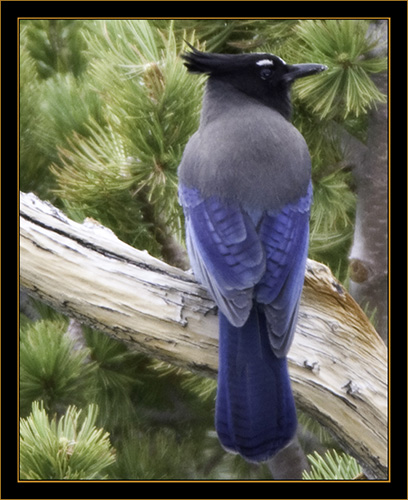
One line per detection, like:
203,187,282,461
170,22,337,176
19,191,388,479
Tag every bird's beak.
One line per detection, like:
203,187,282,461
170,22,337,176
283,63,327,83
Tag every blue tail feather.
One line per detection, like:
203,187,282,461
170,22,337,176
215,308,297,462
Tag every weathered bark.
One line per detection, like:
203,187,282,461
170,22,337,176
19,191,388,479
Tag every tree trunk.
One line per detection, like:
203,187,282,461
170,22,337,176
19,191,388,479
348,20,389,343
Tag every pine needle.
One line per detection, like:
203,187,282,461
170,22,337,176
303,449,362,480
20,402,116,479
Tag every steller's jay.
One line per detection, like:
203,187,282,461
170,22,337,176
178,46,327,462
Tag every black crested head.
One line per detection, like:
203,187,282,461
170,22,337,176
182,44,327,120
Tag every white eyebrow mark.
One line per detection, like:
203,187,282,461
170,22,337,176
256,59,274,67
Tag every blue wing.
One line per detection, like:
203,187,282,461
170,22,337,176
179,184,265,327
256,182,312,356
179,182,312,354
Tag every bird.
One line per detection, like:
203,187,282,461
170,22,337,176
178,44,327,462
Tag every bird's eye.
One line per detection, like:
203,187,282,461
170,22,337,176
260,67,273,80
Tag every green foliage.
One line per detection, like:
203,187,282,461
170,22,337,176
19,319,96,416
174,20,301,53
309,170,355,279
20,402,115,479
21,19,88,79
19,37,55,199
303,449,362,480
291,20,387,119
298,411,337,449
50,20,203,253
109,427,202,479
19,23,104,202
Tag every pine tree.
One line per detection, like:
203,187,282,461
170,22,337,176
20,402,115,479
19,19,387,480
302,449,362,480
